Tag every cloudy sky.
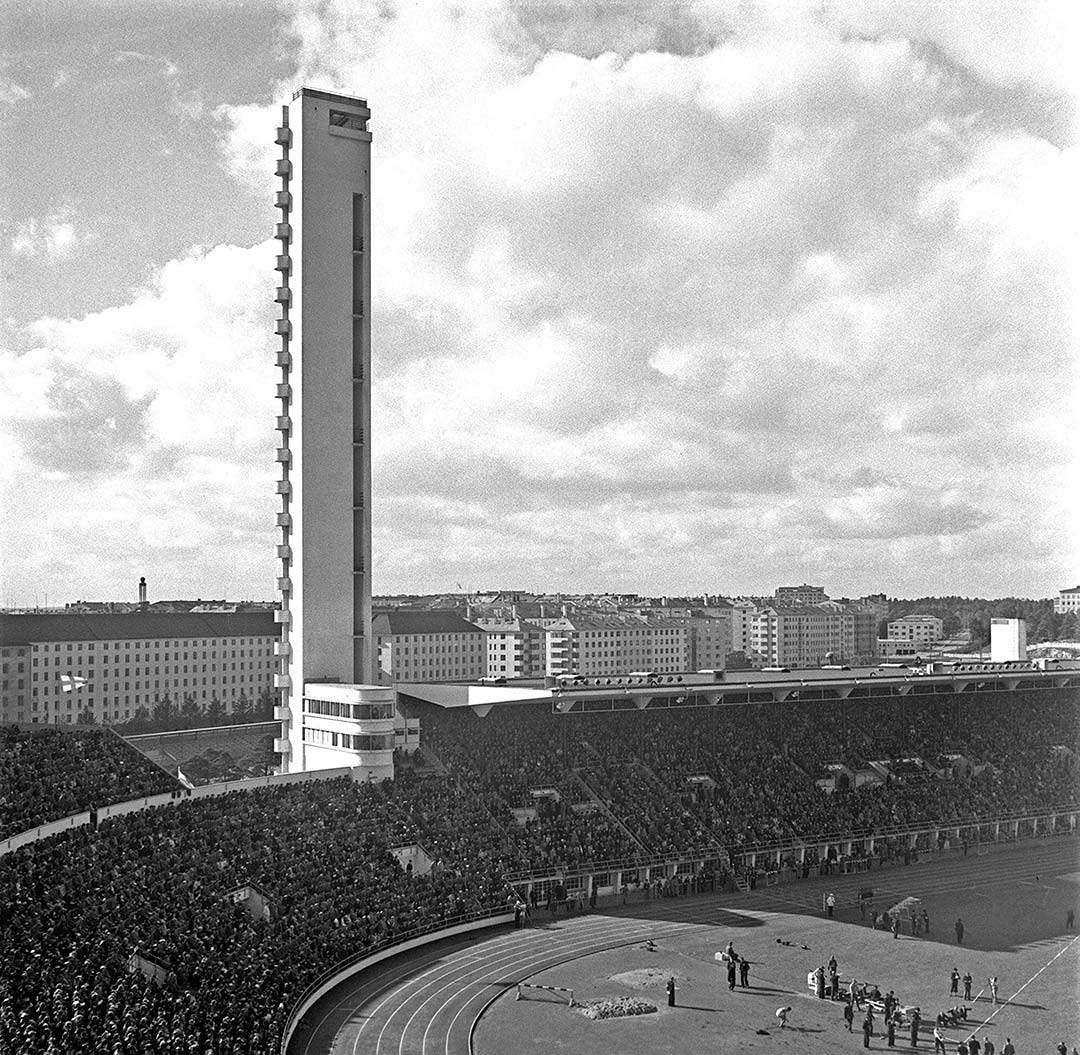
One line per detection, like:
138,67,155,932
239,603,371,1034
1,0,1077,605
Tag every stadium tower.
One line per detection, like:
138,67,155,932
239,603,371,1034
273,88,394,776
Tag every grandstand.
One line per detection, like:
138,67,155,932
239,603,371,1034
0,682,1077,1054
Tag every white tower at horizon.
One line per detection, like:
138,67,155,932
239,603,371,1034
273,88,391,775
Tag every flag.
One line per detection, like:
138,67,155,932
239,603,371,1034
60,674,88,692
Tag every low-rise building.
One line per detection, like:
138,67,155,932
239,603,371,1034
887,615,943,643
1054,587,1080,615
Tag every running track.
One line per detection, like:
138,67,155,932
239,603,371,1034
288,839,1079,1055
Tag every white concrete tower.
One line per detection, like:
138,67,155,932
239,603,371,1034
273,88,374,771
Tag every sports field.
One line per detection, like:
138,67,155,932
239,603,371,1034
293,837,1080,1055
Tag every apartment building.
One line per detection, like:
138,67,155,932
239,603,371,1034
372,611,486,684
774,584,829,606
0,611,277,725
544,614,690,676
750,602,877,668
473,615,547,678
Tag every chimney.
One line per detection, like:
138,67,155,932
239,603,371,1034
138,576,148,609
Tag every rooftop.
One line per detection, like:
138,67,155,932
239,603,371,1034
0,610,277,646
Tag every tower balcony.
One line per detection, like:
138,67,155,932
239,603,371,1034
275,349,292,368
275,126,292,147
275,415,291,432
275,254,292,273
274,190,292,209
274,318,292,336
275,480,292,496
274,608,292,624
274,223,292,241
275,159,292,178
274,287,291,305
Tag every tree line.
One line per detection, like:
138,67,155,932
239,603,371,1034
77,688,276,734
882,596,1078,650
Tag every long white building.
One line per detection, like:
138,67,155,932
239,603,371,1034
0,611,277,725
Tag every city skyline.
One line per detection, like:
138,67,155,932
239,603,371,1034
2,1,1077,605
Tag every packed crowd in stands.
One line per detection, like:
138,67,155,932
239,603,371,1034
0,727,179,842
0,687,1076,1053
0,776,514,1055
413,688,1079,862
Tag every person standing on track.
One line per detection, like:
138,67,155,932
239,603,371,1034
987,976,998,1005
844,1000,855,1032
849,977,863,1010
955,917,965,944
667,976,676,1007
727,957,737,991
933,1025,947,1053
739,956,750,988
963,972,972,1000
950,968,960,995
862,1011,874,1049
910,1009,921,1047
922,908,930,934
1002,1039,1014,1055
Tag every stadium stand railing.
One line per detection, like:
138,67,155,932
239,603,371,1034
0,765,356,857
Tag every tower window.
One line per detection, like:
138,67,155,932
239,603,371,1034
330,110,367,132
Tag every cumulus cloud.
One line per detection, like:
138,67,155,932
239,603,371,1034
4,0,1076,601
0,242,278,602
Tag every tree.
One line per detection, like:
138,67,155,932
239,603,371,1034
180,693,204,726
127,706,151,733
207,693,226,724
153,693,176,728
254,688,275,721
234,691,253,722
